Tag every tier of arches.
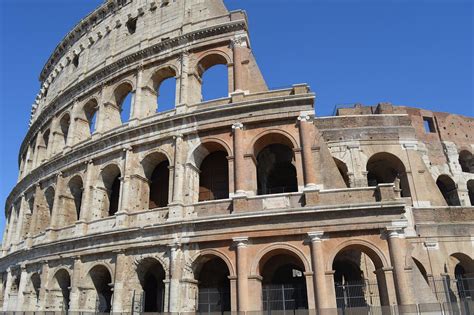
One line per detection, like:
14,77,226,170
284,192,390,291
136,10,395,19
19,52,236,180
4,240,471,312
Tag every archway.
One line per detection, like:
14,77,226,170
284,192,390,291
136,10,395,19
259,250,308,311
467,180,474,206
100,164,121,216
436,175,461,206
152,66,177,112
459,150,473,173
59,113,70,148
52,269,71,311
31,273,41,302
83,99,98,138
448,253,474,303
141,152,170,209
195,255,231,313
199,151,229,201
137,258,166,312
114,82,134,124
67,175,83,222
88,265,113,312
256,143,297,195
331,244,389,310
366,152,411,197
197,54,229,102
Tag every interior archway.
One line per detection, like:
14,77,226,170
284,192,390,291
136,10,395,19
199,151,229,201
459,150,473,173
197,54,229,102
88,265,113,312
436,175,461,206
334,158,350,187
467,180,474,206
137,258,166,312
259,250,308,311
194,255,231,313
257,144,297,195
53,269,71,310
366,152,411,197
100,164,121,216
59,113,70,148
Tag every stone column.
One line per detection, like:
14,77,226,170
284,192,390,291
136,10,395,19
308,231,330,310
386,226,414,306
131,65,144,120
169,135,185,220
81,160,95,222
232,123,246,195
112,250,128,312
168,242,181,312
16,265,27,308
68,256,82,311
233,237,249,312
3,268,15,311
232,35,247,92
50,172,65,231
298,114,317,187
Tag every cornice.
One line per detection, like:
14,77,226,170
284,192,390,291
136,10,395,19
21,20,247,164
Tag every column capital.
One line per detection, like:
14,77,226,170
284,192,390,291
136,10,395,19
384,224,407,239
168,241,181,251
307,231,324,242
173,133,183,141
232,122,244,130
230,34,249,48
232,236,249,247
297,112,314,123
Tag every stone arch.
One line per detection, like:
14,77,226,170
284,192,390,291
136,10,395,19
65,174,84,223
190,249,236,278
196,51,232,102
251,131,299,195
446,252,474,276
251,243,311,276
329,239,391,307
49,268,71,311
58,112,71,148
141,151,171,209
366,152,411,197
77,97,99,141
85,263,114,312
113,81,134,123
191,250,233,313
29,272,42,304
135,257,167,312
98,163,122,216
326,239,389,271
436,174,461,206
458,150,473,173
188,138,232,169
250,130,298,158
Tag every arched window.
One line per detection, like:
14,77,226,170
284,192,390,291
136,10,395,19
468,180,474,206
68,176,84,221
44,186,55,216
459,150,473,173
114,83,134,123
366,152,411,197
88,265,113,312
151,67,177,113
53,269,71,310
334,158,350,188
30,273,41,302
197,54,228,102
137,259,166,312
195,256,231,313
101,164,122,216
436,175,461,206
84,99,98,135
59,113,70,147
199,151,229,201
149,161,170,208
259,251,308,311
257,144,297,195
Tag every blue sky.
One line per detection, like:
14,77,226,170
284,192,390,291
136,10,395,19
0,0,472,240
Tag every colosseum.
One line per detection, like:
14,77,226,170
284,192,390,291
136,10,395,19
1,0,473,313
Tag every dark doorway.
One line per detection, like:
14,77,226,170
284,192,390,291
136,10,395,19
90,266,113,312
257,144,298,195
109,175,121,216
149,160,170,208
436,175,461,206
199,151,229,201
197,257,231,313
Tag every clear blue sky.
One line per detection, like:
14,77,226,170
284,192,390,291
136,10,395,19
0,0,472,240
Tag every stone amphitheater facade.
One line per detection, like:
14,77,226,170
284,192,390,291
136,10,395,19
1,0,473,313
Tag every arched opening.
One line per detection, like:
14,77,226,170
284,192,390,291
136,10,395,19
459,150,473,173
68,175,84,221
149,161,170,208
255,134,298,195
334,158,350,188
114,82,134,124
44,186,55,216
195,255,231,313
446,253,474,305
42,129,50,150
53,269,71,310
366,152,411,197
84,99,98,136
59,113,70,148
436,175,461,206
89,265,113,312
199,151,229,201
468,180,474,206
198,54,228,102
259,251,308,311
101,164,121,216
137,258,166,312
152,67,177,113
31,273,41,302
332,246,389,310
